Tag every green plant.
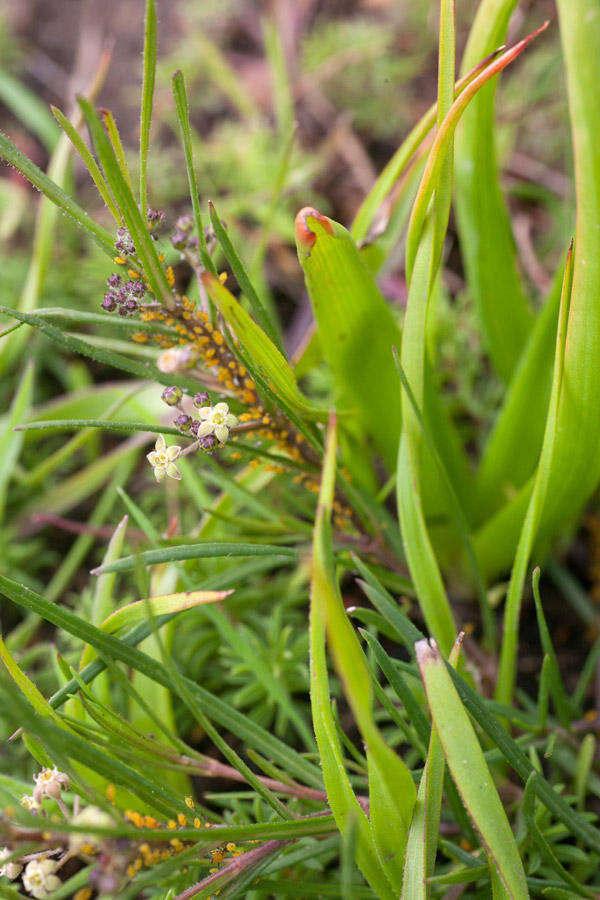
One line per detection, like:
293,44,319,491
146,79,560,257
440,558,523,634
1,0,600,897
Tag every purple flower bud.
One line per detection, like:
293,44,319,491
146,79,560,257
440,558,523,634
115,227,135,256
101,291,118,312
170,230,187,250
106,273,122,288
174,413,193,433
175,215,193,232
189,419,200,436
128,279,146,297
147,208,165,226
200,435,217,451
123,297,138,314
193,392,210,408
161,386,183,407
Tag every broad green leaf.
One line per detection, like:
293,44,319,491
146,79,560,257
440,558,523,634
401,633,461,899
201,271,326,421
474,270,562,526
295,209,402,471
455,0,533,382
416,637,528,897
312,415,415,893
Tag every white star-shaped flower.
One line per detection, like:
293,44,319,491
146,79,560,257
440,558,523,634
22,858,61,899
196,402,238,444
146,435,182,482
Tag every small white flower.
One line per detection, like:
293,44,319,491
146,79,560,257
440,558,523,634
22,858,61,899
20,794,39,812
197,402,238,444
69,805,114,856
0,847,22,880
157,345,196,373
146,434,182,482
33,767,69,805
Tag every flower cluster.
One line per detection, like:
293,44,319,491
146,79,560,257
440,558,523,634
99,215,325,497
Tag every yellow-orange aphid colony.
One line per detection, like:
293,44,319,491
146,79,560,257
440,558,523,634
123,803,245,882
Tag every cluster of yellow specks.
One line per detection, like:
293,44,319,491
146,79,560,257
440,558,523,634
122,802,247,884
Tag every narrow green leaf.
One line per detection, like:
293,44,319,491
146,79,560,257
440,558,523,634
171,70,215,274
351,47,504,247
99,108,134,192
201,271,326,421
0,131,115,254
312,415,415,893
406,22,549,284
496,242,573,708
208,201,282,351
455,0,533,382
139,0,157,218
78,97,172,306
416,637,528,897
0,362,34,522
91,541,297,576
50,105,120,219
522,774,594,898
0,572,323,788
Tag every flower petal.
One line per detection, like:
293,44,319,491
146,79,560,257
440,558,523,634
147,451,160,466
166,445,181,460
198,407,212,420
214,424,229,443
197,421,214,437
155,434,166,453
166,462,182,480
214,402,229,416
225,414,238,428
154,465,166,482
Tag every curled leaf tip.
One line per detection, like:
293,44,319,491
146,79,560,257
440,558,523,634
294,206,334,250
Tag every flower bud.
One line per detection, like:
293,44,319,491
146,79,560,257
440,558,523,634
193,392,210,408
161,386,183,407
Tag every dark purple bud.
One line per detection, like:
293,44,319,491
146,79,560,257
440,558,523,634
193,391,210,408
174,413,193,433
147,208,165,226
106,273,122,288
189,419,200,436
123,297,138,314
101,290,118,312
200,435,217,451
161,386,183,407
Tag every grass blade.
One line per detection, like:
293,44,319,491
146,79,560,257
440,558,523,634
416,637,528,897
